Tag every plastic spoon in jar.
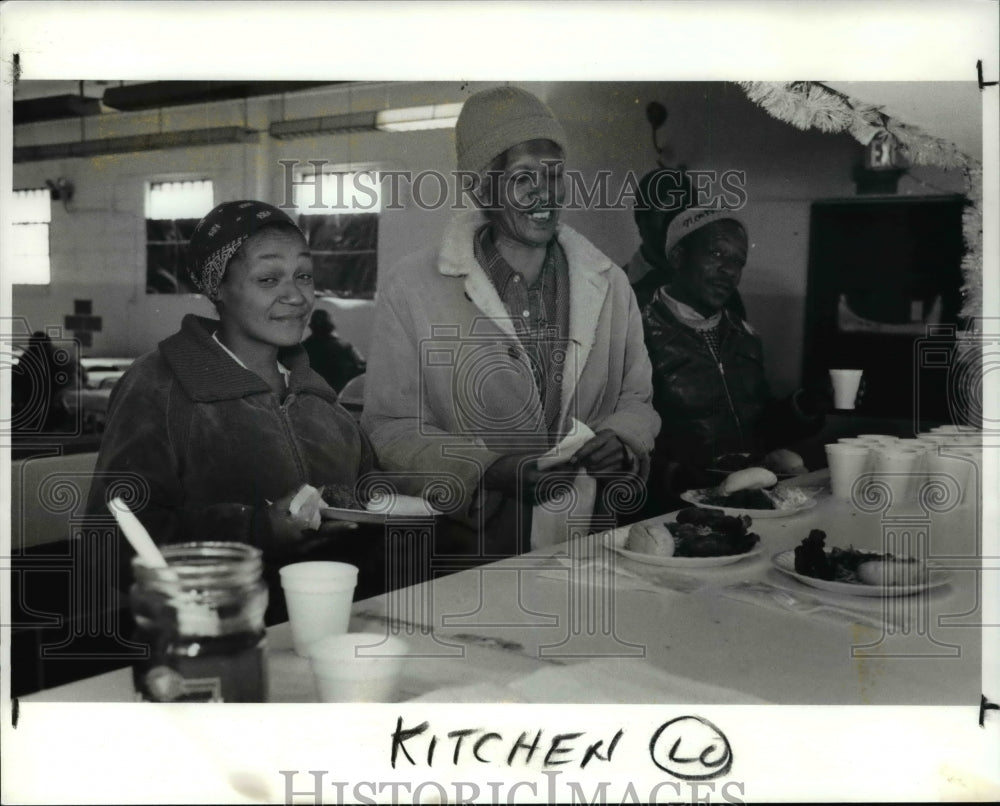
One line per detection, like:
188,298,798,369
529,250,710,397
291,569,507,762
107,496,177,579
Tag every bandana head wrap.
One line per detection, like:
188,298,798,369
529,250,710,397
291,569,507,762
188,200,303,300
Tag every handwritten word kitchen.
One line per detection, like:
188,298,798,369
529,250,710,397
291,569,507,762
389,715,733,780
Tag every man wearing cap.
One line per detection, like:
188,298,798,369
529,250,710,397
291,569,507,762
642,207,824,501
627,168,746,318
363,86,659,556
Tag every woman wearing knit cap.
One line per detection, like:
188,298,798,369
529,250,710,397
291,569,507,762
86,200,377,621
363,86,660,557
641,206,827,506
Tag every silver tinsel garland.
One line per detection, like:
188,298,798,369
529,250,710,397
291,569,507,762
739,81,983,318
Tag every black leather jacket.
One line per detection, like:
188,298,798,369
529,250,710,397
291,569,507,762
642,292,819,480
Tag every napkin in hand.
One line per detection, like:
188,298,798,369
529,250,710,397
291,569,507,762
531,420,597,550
535,419,595,470
288,483,323,530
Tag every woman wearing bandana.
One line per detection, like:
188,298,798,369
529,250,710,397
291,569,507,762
86,201,376,620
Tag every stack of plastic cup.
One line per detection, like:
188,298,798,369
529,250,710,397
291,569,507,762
279,562,358,657
857,434,899,446
836,438,873,473
922,433,980,505
825,443,872,501
871,445,923,505
837,437,870,446
925,450,974,503
931,424,978,436
916,432,949,445
951,447,980,504
308,632,409,702
894,439,931,497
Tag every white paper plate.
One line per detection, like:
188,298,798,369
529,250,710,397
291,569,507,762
320,494,440,523
602,524,763,568
680,490,817,519
319,507,387,524
771,549,952,597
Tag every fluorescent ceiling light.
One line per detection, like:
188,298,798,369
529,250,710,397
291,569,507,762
13,127,257,162
269,112,377,140
375,103,463,132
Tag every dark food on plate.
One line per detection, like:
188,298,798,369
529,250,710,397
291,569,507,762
667,507,761,557
320,483,370,510
793,529,920,585
699,487,776,510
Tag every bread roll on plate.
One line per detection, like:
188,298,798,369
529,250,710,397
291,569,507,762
719,467,777,496
625,523,675,557
857,558,924,586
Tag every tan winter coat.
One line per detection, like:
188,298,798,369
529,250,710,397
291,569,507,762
362,211,659,552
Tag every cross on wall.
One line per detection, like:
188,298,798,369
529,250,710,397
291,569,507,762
63,299,101,348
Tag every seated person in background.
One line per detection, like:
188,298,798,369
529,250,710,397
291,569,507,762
302,308,366,392
642,206,825,506
11,331,60,432
363,86,660,556
11,331,87,434
628,168,746,319
86,200,380,621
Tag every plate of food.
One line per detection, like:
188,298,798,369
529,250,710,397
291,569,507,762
705,450,807,483
318,483,440,523
682,467,819,518
771,530,952,597
603,507,763,568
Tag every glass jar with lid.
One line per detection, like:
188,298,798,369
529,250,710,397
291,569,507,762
130,542,268,702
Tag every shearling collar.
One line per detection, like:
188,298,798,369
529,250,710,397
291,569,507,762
160,314,340,404
437,210,615,426
438,210,615,279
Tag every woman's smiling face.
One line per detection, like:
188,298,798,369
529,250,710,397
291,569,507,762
486,139,566,249
217,226,315,355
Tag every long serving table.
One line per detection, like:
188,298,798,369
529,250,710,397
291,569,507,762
22,479,983,706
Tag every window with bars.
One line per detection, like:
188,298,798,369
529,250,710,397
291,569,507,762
292,169,380,299
145,179,214,294
10,189,51,285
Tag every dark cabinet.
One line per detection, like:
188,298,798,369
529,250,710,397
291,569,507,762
803,195,970,427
